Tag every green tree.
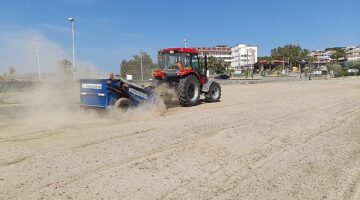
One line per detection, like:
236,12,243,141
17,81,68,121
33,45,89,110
8,66,15,76
225,67,235,77
344,60,360,70
330,49,346,61
6,66,16,80
206,57,229,74
257,56,271,62
307,56,316,69
325,47,345,52
58,59,73,76
120,51,156,80
327,64,347,77
0,66,16,80
271,44,310,67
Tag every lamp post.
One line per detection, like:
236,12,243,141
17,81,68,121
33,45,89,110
68,17,76,81
183,39,187,48
253,50,255,78
140,49,144,81
36,38,41,81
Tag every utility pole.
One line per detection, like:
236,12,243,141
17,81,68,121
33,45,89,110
353,49,355,60
36,38,41,81
140,49,144,81
251,49,254,78
288,58,290,70
246,48,250,78
68,17,76,81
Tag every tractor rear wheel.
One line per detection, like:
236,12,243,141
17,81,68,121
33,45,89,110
205,82,221,102
177,75,200,106
114,98,132,111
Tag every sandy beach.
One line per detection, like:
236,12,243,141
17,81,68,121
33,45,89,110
1,79,360,199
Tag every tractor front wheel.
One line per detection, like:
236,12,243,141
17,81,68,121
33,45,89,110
177,75,200,106
205,82,221,102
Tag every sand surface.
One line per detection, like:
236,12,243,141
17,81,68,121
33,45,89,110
1,79,360,199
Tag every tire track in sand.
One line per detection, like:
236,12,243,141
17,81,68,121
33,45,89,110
13,121,250,199
163,104,360,199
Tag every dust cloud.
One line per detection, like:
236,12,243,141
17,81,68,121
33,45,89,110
111,96,167,121
0,32,66,74
154,81,178,104
0,31,167,132
2,80,168,132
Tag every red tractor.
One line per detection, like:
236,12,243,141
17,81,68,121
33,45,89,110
153,48,221,106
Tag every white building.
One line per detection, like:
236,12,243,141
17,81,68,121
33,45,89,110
309,50,334,63
231,44,258,73
194,44,258,73
346,48,360,61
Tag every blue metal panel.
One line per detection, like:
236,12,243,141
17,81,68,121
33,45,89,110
79,78,156,109
80,79,108,108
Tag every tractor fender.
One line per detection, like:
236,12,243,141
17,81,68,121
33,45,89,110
201,80,215,93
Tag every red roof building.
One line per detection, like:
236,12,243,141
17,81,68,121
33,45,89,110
193,45,232,63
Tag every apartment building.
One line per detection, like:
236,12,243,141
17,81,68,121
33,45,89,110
346,48,360,61
231,44,258,73
194,44,258,73
308,50,334,63
193,45,232,63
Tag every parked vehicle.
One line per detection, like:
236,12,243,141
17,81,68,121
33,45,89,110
214,74,230,80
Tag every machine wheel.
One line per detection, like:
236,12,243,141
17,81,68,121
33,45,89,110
177,75,200,106
114,98,132,111
205,82,221,102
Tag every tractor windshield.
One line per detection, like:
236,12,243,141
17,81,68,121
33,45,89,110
159,53,191,70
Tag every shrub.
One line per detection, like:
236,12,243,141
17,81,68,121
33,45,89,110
327,64,347,77
345,60,360,70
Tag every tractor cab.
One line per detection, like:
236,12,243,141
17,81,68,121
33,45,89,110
153,48,206,83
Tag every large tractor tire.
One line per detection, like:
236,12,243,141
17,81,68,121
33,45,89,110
205,82,221,102
114,98,132,111
177,75,200,106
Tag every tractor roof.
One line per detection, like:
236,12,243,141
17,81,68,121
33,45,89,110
160,48,199,54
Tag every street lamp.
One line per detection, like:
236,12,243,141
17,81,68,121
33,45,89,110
140,49,144,81
183,39,187,48
250,49,255,78
68,17,76,81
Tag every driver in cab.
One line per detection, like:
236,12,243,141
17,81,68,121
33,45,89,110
176,57,184,70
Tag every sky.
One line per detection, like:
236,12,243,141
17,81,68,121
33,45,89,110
0,0,359,74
